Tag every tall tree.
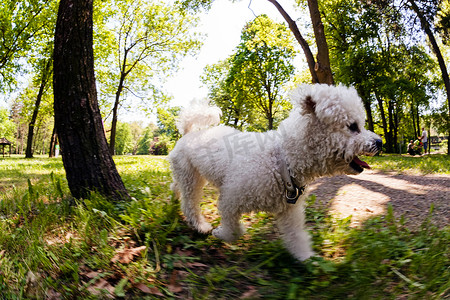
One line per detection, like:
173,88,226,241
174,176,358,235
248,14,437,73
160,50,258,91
407,0,450,154
53,0,129,200
24,0,57,158
95,0,201,155
25,53,53,158
236,15,295,130
12,80,54,156
203,15,295,130
0,108,16,142
323,0,439,152
136,124,157,155
0,0,55,90
202,58,253,128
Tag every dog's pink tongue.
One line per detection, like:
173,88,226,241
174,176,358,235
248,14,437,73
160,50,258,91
353,156,371,169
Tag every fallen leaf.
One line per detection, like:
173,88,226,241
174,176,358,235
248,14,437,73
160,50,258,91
135,283,164,296
87,278,114,298
111,245,147,264
45,289,62,300
168,270,183,294
84,271,100,279
240,286,259,299
186,262,208,268
175,248,194,256
168,283,183,294
173,260,184,268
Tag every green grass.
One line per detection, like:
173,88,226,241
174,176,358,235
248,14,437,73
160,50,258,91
364,153,450,174
0,154,448,299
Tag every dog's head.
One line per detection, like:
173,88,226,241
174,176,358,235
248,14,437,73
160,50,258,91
290,84,382,176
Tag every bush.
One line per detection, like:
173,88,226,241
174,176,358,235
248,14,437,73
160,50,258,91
150,134,174,155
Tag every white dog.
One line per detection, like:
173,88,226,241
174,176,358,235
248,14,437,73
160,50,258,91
169,84,382,261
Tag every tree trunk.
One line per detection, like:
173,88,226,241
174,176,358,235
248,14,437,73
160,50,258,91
267,101,274,130
269,0,333,84
25,58,52,158
53,0,129,201
109,73,125,155
386,100,396,153
363,99,374,132
415,105,420,138
48,126,57,157
376,94,389,152
411,102,417,138
267,0,320,83
307,0,334,84
408,0,450,154
393,107,399,153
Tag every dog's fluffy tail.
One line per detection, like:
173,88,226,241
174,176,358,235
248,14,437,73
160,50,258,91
176,100,222,135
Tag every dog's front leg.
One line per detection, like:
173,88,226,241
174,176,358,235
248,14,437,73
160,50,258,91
277,201,315,261
212,198,245,242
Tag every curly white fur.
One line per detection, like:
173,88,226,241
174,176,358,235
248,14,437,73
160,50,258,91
176,99,222,135
169,84,382,261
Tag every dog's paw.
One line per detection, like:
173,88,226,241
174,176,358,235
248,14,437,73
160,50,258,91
212,226,238,242
196,222,213,234
295,250,316,261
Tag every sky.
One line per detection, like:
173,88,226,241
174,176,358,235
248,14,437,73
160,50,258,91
124,0,302,123
165,0,295,106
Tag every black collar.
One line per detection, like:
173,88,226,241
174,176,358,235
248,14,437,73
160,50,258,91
285,179,306,204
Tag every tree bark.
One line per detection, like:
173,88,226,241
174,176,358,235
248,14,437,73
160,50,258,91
48,126,57,157
53,0,129,201
408,0,450,154
387,100,395,153
306,0,334,84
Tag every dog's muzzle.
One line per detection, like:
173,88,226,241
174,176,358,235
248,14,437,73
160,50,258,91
374,139,383,152
349,138,383,173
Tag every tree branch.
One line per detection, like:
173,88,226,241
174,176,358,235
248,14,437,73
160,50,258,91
266,0,319,83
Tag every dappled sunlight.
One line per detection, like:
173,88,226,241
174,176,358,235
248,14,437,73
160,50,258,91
0,155,65,191
352,172,427,196
114,155,170,174
309,170,449,230
326,183,391,227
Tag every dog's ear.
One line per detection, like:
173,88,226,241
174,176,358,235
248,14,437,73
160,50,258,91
300,95,316,115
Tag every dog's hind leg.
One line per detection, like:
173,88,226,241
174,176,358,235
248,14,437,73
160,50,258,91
170,181,181,199
174,166,212,234
276,202,314,261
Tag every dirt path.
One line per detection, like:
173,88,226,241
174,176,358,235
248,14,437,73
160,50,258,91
308,170,449,230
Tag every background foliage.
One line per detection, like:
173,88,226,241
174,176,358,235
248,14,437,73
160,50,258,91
0,0,449,155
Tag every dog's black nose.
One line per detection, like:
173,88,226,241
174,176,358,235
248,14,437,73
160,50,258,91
375,139,382,150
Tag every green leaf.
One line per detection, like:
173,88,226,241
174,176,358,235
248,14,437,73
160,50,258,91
114,278,128,297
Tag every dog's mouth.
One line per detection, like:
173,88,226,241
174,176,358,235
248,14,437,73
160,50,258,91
349,156,371,173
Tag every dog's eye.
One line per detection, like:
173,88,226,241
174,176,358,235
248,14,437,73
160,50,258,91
348,122,360,133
